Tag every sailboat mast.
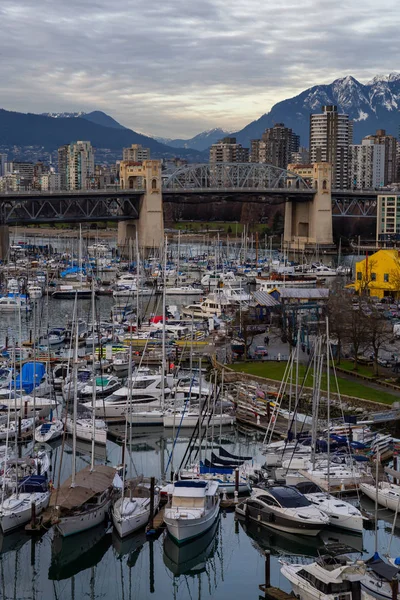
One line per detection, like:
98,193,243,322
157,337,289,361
161,236,167,413
326,317,330,490
90,277,96,471
71,295,79,487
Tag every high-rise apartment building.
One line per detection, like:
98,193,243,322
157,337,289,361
58,141,95,190
122,144,151,162
376,195,400,242
209,137,249,163
290,146,310,165
67,141,95,190
0,154,7,177
309,105,351,189
363,129,397,185
13,162,34,190
349,139,386,189
40,172,61,192
58,145,69,190
250,123,299,169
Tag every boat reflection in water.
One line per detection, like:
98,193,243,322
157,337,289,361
238,517,364,558
48,525,112,580
112,528,147,567
163,517,220,577
0,529,33,556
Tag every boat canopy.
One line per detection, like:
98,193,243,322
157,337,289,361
366,555,400,581
15,362,46,393
50,465,116,510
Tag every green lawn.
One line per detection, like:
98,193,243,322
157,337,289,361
334,359,375,379
229,361,399,404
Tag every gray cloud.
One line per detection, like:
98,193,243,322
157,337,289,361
0,0,398,137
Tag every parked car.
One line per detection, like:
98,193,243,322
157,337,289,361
254,345,268,358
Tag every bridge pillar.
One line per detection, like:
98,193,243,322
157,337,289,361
0,225,9,260
118,160,164,256
284,163,333,250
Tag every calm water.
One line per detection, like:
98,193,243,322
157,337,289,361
1,426,400,600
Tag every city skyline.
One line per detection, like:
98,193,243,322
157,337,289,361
0,0,399,138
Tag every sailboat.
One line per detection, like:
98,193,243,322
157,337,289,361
0,311,51,533
112,239,162,538
50,291,115,537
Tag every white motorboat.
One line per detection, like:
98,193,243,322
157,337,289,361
52,465,115,537
65,417,107,445
0,476,50,533
35,419,64,443
0,295,31,312
112,478,160,538
235,485,329,536
295,482,365,532
0,395,58,419
281,555,366,600
164,480,220,544
127,409,165,426
163,410,234,428
163,286,203,296
359,481,400,512
182,294,229,319
79,375,121,400
84,373,172,418
40,328,66,346
27,285,43,299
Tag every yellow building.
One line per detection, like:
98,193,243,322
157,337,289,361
354,249,400,299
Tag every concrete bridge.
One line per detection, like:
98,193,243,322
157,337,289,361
0,160,386,257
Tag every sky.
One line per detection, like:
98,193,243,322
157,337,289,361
0,0,398,138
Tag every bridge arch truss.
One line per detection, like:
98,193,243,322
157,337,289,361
163,163,311,191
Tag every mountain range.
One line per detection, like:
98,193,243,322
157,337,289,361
230,74,400,148
1,74,399,159
0,109,205,160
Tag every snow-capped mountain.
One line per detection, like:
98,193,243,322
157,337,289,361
233,74,400,147
41,111,87,119
155,128,231,151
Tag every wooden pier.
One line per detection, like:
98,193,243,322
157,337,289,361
146,506,165,535
259,587,295,600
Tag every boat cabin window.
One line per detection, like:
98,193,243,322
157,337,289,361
268,486,311,508
132,379,153,389
172,496,205,509
257,495,280,507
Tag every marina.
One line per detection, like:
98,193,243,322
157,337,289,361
0,232,400,599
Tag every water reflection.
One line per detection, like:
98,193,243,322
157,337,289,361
163,517,220,576
49,526,112,580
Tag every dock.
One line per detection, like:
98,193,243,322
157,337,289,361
259,587,294,600
146,506,165,535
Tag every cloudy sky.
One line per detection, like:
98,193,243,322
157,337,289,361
0,0,398,138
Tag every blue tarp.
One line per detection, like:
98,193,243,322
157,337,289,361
15,362,45,393
60,266,86,278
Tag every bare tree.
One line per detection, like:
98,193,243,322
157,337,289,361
345,296,371,370
327,283,352,365
366,302,393,376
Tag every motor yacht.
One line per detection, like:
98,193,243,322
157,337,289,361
79,375,121,400
295,481,365,532
164,480,220,544
281,555,366,600
235,485,329,536
83,373,172,418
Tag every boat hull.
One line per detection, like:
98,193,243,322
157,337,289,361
164,501,220,545
0,492,50,533
55,497,112,537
